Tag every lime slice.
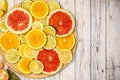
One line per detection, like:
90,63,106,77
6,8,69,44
20,33,27,43
47,0,60,12
19,44,27,57
5,49,20,64
44,36,56,50
58,49,72,64
22,0,33,11
32,21,43,30
0,19,8,32
24,45,39,58
30,60,44,74
43,25,56,36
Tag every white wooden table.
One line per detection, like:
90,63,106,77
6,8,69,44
5,0,120,80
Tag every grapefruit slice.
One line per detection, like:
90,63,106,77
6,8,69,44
37,49,62,74
5,8,32,34
47,9,75,37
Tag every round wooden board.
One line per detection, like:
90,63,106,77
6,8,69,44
0,2,77,79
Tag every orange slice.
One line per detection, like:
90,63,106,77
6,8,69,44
26,29,47,49
0,60,3,69
56,33,75,50
30,1,49,19
0,69,8,80
18,58,32,74
0,32,20,51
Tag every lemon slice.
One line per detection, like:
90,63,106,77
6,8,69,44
0,19,8,32
44,36,56,50
43,25,56,36
20,33,27,43
19,44,27,57
47,0,60,12
32,21,43,30
5,49,20,64
58,49,72,64
24,45,39,58
22,0,33,11
30,60,44,74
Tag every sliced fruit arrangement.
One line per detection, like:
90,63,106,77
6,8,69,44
0,0,76,78
0,0,8,18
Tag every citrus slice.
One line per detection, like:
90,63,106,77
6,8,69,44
0,60,3,69
18,58,32,74
20,33,27,43
30,1,49,19
26,29,46,49
5,49,20,64
47,9,75,37
43,25,56,36
19,44,27,57
0,19,8,32
32,21,43,30
5,8,32,34
24,45,39,58
29,60,44,74
39,17,47,26
0,32,20,51
22,0,33,11
0,69,8,80
37,49,62,74
44,36,56,50
47,0,60,12
58,49,72,64
56,33,75,50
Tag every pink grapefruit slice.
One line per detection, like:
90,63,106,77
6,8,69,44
5,8,32,34
37,49,62,74
47,9,75,37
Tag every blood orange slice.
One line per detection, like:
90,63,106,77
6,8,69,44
37,49,62,74
47,9,75,37
5,8,32,34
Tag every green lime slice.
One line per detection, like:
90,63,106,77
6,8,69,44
22,0,33,11
30,60,44,74
47,0,60,12
43,25,56,36
44,36,56,50
20,33,27,43
32,21,43,30
0,19,8,32
5,49,20,64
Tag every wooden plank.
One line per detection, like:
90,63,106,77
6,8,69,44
90,0,106,80
75,0,91,80
106,0,120,80
59,0,76,80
